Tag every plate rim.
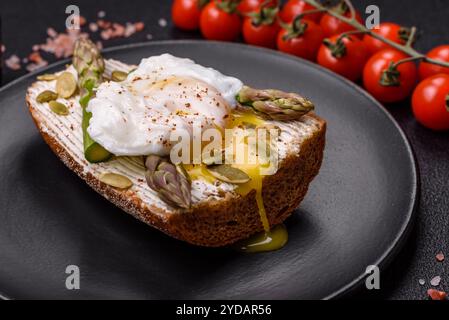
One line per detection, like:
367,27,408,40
0,40,420,300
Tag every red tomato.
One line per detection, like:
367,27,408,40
200,1,242,41
320,10,363,38
412,74,449,131
280,0,322,23
317,34,370,81
238,0,278,14
243,19,279,49
363,22,409,55
242,7,280,49
418,45,449,80
363,49,418,103
277,19,325,61
172,0,204,31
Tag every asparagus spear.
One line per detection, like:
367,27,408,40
236,86,315,121
73,39,112,163
73,40,191,207
145,155,192,209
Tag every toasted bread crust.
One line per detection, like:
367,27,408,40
28,96,326,247
167,119,326,246
26,74,326,247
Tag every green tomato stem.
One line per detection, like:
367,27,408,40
302,0,449,70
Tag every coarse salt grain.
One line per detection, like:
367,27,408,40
29,51,43,63
427,289,447,300
79,16,87,26
89,22,99,32
40,29,89,58
5,55,21,70
26,60,48,72
100,29,112,40
158,18,167,27
26,52,48,71
47,27,58,38
430,276,441,287
20,15,146,75
135,22,145,32
97,19,112,29
124,23,136,38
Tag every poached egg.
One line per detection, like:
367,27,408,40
87,54,243,156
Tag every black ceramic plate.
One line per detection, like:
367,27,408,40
0,41,418,300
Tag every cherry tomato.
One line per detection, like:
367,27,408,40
317,34,369,81
412,74,449,131
238,0,278,14
277,19,325,61
242,6,280,49
320,9,363,38
200,1,242,41
363,22,409,55
172,0,205,31
418,45,449,80
363,49,418,103
280,0,322,23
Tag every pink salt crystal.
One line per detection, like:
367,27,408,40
89,22,99,32
135,22,145,32
5,55,21,70
47,27,58,38
430,276,441,287
158,18,167,27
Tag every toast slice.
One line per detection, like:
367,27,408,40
26,59,326,247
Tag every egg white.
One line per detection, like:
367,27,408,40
87,54,243,156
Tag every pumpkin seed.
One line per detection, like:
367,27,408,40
111,70,128,82
207,165,251,184
37,73,57,81
48,101,69,116
56,72,77,98
99,172,133,189
36,90,58,103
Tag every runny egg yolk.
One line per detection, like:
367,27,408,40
131,76,232,130
228,112,271,232
185,111,288,252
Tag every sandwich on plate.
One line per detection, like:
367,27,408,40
26,39,326,252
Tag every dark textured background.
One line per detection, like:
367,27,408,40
0,0,447,300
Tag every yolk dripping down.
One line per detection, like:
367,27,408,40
185,111,288,253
